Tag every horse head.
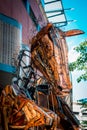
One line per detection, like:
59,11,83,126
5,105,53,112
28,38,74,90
31,23,84,95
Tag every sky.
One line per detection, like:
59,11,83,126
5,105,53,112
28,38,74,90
62,0,87,102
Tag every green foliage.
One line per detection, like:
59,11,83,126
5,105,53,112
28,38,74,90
69,40,87,82
81,121,87,128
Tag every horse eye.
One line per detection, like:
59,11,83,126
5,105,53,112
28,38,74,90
46,45,49,48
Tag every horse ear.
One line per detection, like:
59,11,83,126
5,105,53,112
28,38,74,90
64,29,84,37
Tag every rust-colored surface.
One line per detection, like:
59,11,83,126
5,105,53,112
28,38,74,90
0,23,81,130
65,29,84,37
31,23,72,91
0,85,60,130
31,24,60,89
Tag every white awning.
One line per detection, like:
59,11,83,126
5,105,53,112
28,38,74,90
44,0,67,27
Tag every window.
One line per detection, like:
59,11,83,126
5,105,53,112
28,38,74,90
0,14,22,73
22,0,41,31
29,6,38,28
22,0,29,13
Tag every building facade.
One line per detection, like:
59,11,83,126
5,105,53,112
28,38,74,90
73,102,87,129
0,0,47,86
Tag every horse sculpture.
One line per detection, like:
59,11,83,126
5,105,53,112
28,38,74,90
0,23,84,130
30,23,84,129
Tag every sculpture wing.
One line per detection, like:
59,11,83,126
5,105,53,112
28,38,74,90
65,29,84,37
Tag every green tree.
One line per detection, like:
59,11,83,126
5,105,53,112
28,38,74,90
69,40,87,82
69,40,87,128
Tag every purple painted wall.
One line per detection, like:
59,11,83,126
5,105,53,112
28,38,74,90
0,0,47,45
